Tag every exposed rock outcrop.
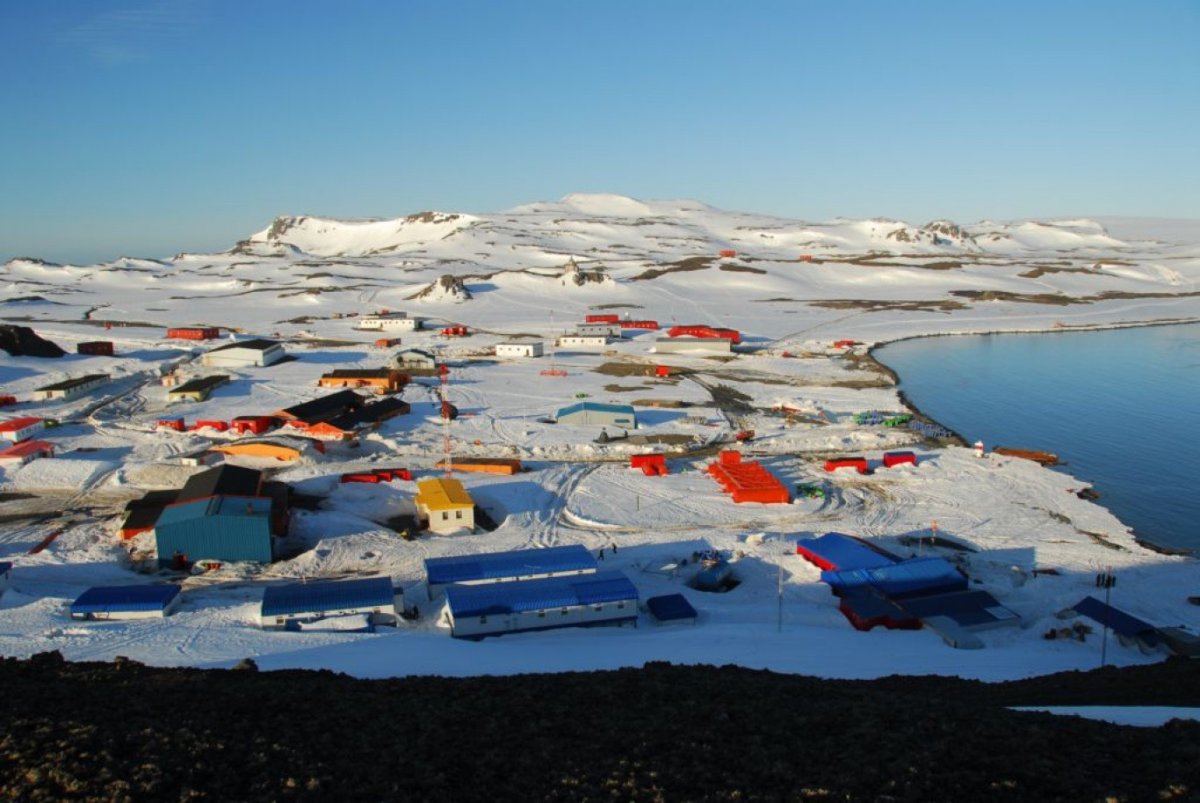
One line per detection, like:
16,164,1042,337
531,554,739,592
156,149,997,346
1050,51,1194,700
0,324,66,358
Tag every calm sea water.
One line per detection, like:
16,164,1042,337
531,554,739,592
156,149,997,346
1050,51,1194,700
875,323,1200,553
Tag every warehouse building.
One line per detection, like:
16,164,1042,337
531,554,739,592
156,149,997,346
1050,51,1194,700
154,495,274,568
495,341,544,358
555,401,637,428
576,323,622,338
167,375,231,403
70,585,182,620
259,576,399,630
32,374,109,401
556,333,609,349
359,313,424,331
414,477,475,534
201,339,286,368
442,570,639,639
425,544,597,595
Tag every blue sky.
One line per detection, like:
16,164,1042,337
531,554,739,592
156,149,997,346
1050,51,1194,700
2,0,1197,263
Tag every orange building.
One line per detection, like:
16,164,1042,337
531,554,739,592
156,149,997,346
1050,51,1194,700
317,368,407,395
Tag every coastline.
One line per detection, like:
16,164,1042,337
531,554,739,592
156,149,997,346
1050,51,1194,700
864,320,1200,558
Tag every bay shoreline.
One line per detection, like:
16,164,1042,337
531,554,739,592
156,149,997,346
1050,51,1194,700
863,318,1200,558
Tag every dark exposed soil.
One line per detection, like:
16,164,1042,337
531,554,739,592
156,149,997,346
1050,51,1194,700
0,654,1197,801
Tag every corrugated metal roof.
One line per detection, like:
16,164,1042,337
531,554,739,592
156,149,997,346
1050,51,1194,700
178,465,262,502
35,374,109,392
445,570,637,618
555,401,637,418
261,576,395,617
0,440,53,458
208,338,281,353
822,557,967,600
415,477,473,510
795,532,899,571
71,584,181,614
425,544,597,585
169,375,230,394
0,417,43,432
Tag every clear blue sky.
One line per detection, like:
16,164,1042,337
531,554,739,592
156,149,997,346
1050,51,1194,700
2,0,1197,264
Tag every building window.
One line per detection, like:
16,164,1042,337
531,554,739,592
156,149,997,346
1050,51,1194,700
594,605,603,612
455,510,462,519
441,511,448,521
538,611,545,618
561,608,569,616
617,602,625,609
480,616,487,624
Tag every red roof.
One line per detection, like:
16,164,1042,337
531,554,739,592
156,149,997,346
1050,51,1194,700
0,417,42,432
0,439,53,459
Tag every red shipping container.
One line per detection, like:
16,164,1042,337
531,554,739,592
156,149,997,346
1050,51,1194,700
882,451,917,468
166,327,220,340
824,457,870,474
719,249,737,258
585,314,620,324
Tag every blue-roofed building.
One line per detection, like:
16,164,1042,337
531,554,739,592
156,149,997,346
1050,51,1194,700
442,570,638,638
260,576,398,630
554,401,637,429
646,593,698,624
424,544,597,596
155,495,274,568
70,584,182,620
821,557,968,600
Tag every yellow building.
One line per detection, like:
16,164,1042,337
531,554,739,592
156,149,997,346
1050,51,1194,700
414,477,475,535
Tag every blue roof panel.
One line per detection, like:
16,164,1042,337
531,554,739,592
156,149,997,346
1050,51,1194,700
261,577,395,617
71,584,181,614
1071,596,1157,639
445,570,637,619
425,544,597,585
646,593,697,621
796,532,899,571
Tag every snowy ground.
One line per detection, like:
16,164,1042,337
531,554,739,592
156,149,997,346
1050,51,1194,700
1,197,1197,680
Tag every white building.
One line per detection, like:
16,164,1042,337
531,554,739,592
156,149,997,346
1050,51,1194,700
359,313,424,332
201,339,287,368
394,348,438,371
495,341,545,358
576,323,622,337
442,570,639,639
32,374,109,401
259,576,398,630
69,585,182,620
654,336,733,355
556,333,609,349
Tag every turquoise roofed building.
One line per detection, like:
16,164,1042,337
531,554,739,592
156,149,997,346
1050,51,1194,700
154,495,274,568
554,401,637,428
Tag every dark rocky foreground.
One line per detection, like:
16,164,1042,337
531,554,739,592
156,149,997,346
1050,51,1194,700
0,652,1197,802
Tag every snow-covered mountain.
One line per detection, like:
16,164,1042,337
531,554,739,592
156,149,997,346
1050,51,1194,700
2,194,1198,338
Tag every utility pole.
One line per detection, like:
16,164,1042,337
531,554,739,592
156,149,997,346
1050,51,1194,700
1098,567,1117,668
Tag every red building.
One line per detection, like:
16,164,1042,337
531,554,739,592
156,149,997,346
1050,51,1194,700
666,325,741,344
166,327,220,340
585,314,620,324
